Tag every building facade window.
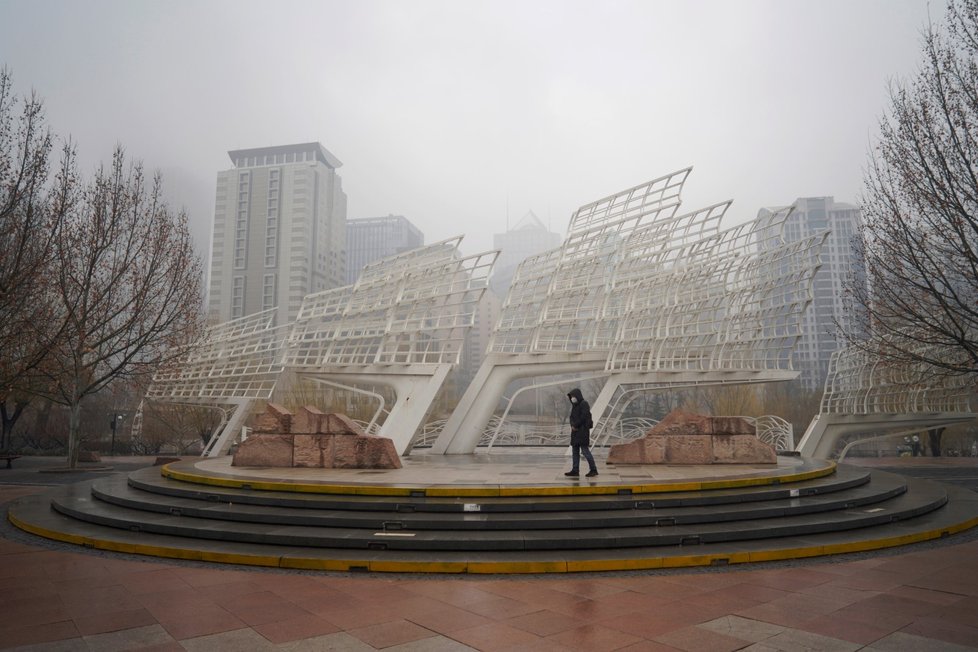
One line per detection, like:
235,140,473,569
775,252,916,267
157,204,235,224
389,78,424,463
231,275,246,319
265,168,280,268
233,171,251,269
262,273,276,310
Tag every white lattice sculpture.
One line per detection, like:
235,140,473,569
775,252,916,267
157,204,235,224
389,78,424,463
490,170,691,355
796,335,975,458
147,308,287,400
151,168,843,460
145,308,290,456
289,238,493,369
286,237,497,453
433,169,829,454
147,238,495,457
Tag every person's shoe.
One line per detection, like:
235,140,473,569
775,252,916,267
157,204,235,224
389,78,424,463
564,471,579,477
585,470,599,477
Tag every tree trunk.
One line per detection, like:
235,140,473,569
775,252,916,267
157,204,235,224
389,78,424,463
927,427,944,457
0,397,29,451
34,399,53,442
67,400,82,469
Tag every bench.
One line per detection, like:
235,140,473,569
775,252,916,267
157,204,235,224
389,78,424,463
0,454,21,469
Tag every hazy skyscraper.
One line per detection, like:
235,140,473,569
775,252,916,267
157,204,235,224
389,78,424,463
759,197,864,390
208,142,347,325
490,211,562,297
458,288,503,390
346,215,424,284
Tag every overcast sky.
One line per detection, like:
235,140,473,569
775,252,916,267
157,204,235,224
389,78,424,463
0,0,935,258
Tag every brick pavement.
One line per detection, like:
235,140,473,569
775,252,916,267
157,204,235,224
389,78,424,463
3,480,978,651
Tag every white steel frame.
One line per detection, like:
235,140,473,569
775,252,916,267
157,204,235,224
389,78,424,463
432,169,828,454
156,170,950,462
588,378,798,449
286,237,497,454
147,239,495,458
144,308,290,456
414,414,792,451
796,335,976,459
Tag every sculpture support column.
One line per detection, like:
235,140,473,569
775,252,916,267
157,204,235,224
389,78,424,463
303,364,453,455
202,398,255,457
432,353,607,454
796,412,975,459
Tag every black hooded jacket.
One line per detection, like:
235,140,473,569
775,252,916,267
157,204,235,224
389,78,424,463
567,388,593,446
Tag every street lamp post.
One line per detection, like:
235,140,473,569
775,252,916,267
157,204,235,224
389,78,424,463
109,414,123,456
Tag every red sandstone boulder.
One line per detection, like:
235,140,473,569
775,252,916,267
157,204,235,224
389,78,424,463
607,409,775,465
233,405,401,469
291,405,326,434
647,410,755,437
253,403,292,433
233,433,294,467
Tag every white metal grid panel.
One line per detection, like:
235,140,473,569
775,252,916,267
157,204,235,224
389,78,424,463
591,202,728,349
490,169,691,355
820,338,974,415
566,168,690,236
489,169,828,377
489,248,563,353
607,208,827,372
147,308,288,400
287,237,496,369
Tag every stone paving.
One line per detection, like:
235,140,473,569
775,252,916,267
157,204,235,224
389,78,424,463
196,447,808,487
2,456,978,650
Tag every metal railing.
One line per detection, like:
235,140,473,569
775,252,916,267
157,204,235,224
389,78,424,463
413,414,792,451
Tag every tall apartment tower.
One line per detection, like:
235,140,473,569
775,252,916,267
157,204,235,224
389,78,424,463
458,288,503,389
759,197,864,390
208,142,347,325
490,211,562,297
346,215,424,284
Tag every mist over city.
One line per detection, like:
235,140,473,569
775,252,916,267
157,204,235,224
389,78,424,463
3,2,978,645
1,0,934,256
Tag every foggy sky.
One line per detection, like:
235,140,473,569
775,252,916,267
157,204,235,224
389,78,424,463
0,0,935,258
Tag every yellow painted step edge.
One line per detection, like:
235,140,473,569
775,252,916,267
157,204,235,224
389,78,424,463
160,461,837,498
11,506,975,575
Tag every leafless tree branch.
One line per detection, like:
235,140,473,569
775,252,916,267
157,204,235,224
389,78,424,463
843,0,978,383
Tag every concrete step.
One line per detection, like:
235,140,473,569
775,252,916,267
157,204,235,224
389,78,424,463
46,471,945,551
92,469,903,531
8,477,978,574
126,463,875,512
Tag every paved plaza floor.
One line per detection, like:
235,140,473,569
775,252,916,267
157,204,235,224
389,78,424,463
189,447,819,489
1,455,977,651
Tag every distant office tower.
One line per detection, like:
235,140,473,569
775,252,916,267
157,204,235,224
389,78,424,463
759,197,864,390
490,211,562,297
208,142,347,325
459,288,503,389
346,215,424,284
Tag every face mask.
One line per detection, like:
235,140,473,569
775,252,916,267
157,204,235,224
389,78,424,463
571,397,578,404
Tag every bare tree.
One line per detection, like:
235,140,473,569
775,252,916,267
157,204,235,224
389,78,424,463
33,147,204,468
139,403,222,455
0,390,30,450
0,68,77,426
844,0,978,380
681,384,763,417
759,380,822,437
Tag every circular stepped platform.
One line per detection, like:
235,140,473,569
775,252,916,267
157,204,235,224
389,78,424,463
8,454,978,574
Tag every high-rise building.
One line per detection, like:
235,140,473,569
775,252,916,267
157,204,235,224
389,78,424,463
458,288,503,389
759,197,864,390
208,142,347,325
490,211,562,297
346,215,424,284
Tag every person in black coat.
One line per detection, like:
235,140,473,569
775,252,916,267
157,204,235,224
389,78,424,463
565,388,598,478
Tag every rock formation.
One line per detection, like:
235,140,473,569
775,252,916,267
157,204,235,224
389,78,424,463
607,409,776,465
232,404,402,469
